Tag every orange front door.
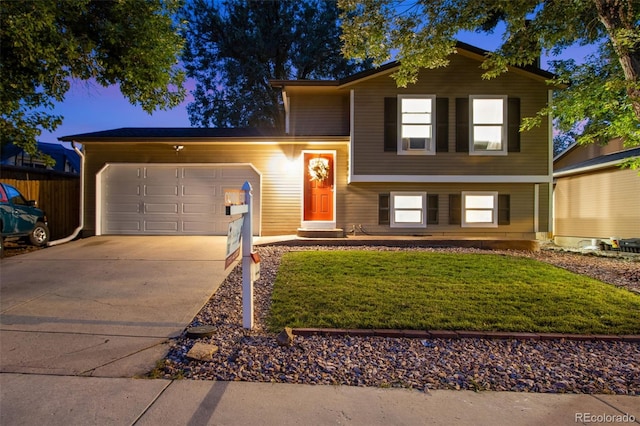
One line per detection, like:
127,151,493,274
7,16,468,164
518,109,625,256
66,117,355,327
304,153,334,221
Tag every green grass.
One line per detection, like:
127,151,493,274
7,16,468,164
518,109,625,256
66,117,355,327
266,251,640,335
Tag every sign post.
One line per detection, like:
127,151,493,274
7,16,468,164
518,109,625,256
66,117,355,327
241,181,254,329
225,181,257,329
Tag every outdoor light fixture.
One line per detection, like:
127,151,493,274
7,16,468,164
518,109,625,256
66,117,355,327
173,145,184,152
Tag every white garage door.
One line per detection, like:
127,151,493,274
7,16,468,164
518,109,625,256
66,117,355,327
99,164,260,235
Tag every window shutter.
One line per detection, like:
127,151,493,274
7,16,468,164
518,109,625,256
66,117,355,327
436,98,449,152
508,98,521,152
449,194,461,225
384,98,397,152
455,98,469,152
379,193,390,225
498,194,511,225
427,194,439,224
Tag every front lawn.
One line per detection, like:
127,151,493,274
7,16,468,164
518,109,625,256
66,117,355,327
267,251,640,335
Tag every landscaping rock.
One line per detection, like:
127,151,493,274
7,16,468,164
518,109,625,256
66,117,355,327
186,342,219,361
276,327,294,346
161,245,640,395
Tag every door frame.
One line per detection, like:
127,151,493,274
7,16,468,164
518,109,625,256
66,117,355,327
300,150,337,230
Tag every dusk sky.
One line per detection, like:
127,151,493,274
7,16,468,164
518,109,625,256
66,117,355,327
42,31,597,147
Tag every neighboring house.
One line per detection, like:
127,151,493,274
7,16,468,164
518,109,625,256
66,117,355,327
60,41,555,239
1,141,80,176
553,138,640,248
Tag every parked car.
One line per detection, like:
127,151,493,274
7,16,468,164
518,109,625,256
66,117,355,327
0,183,49,251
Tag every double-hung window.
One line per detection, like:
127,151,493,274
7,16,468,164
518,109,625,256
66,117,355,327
390,192,427,227
462,191,498,227
470,95,507,155
398,95,436,155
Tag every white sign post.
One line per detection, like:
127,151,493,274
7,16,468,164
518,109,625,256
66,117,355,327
224,181,257,329
241,181,254,329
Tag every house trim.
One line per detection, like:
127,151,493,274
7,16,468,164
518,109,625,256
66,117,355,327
349,175,552,183
553,156,639,178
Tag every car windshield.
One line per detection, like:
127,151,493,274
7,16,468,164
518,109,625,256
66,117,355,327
4,185,29,206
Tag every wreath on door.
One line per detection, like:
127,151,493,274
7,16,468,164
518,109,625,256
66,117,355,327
308,158,330,182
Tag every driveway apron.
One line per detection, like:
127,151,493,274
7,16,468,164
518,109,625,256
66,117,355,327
0,236,231,377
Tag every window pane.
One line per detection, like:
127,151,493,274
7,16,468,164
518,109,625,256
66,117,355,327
402,125,431,138
395,195,423,209
395,210,422,223
473,99,503,124
402,113,431,124
402,98,432,113
473,126,502,150
465,195,494,209
466,210,493,223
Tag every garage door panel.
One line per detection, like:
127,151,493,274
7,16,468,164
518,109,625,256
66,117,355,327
144,221,179,232
145,185,178,196
105,220,141,232
102,165,260,236
106,203,140,213
144,203,179,214
145,167,178,179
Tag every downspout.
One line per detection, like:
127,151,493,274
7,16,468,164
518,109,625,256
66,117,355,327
48,141,84,246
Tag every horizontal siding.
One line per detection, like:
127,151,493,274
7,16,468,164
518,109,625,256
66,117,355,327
289,95,349,136
344,182,547,237
352,54,550,176
83,143,349,236
554,168,640,239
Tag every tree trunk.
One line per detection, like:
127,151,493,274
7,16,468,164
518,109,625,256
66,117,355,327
594,0,640,121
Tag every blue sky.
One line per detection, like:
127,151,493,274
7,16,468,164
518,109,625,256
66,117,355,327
41,31,597,145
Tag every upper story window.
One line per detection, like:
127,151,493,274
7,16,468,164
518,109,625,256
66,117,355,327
398,95,436,155
470,95,508,155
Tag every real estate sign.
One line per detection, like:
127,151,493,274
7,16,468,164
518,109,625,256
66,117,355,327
225,216,244,269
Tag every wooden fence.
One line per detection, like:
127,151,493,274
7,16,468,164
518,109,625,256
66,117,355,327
1,178,80,241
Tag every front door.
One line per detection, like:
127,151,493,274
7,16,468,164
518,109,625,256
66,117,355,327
303,152,334,222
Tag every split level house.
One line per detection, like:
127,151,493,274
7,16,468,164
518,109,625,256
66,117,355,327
60,42,556,240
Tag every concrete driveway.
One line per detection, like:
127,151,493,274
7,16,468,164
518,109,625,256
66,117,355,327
0,236,232,377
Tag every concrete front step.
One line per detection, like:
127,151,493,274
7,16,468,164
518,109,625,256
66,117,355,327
296,228,345,238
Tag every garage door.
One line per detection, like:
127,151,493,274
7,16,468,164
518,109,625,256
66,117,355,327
99,164,260,235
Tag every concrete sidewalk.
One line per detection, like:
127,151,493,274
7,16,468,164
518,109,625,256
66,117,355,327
1,236,639,425
2,374,638,426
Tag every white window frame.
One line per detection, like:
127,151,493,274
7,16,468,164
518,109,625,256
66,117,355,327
390,192,427,228
469,95,508,156
398,95,436,155
462,191,498,227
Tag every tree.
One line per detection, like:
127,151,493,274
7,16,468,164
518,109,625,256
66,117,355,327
181,0,371,129
339,0,640,163
1,0,186,161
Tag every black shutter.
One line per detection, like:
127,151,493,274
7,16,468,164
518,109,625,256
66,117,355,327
449,194,461,225
508,98,521,152
427,194,439,224
379,193,390,225
384,98,397,152
455,98,469,152
498,194,511,225
436,98,449,152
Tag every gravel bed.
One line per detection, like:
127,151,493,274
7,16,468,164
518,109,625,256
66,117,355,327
160,245,640,395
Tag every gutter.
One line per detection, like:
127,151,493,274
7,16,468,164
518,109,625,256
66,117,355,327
47,141,84,246
553,156,638,178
